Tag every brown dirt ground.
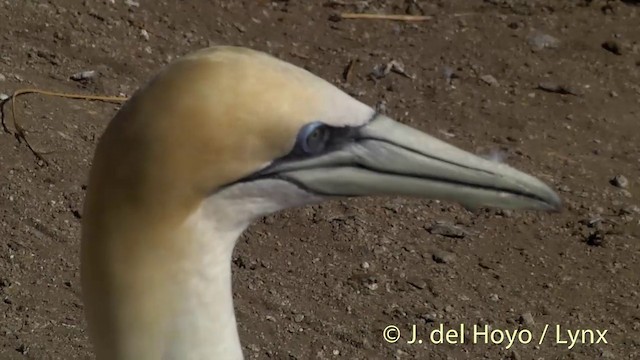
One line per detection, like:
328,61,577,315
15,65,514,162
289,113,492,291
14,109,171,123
1,0,640,359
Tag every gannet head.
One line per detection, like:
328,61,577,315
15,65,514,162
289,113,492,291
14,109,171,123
81,46,560,359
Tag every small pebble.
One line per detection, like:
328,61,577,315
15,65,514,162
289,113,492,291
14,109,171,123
371,60,414,79
610,175,629,188
140,29,150,41
407,278,427,289
620,205,640,215
16,344,28,355
426,222,470,238
432,250,456,264
602,40,623,55
496,209,513,218
518,312,535,327
364,282,378,291
601,349,615,359
422,313,437,322
0,93,9,101
480,74,499,86
70,70,97,81
0,73,5,81
528,31,560,51
586,231,605,247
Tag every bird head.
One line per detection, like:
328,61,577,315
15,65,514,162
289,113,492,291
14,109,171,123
81,46,560,359
86,46,560,230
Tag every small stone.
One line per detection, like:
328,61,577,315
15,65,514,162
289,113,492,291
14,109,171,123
0,93,9,101
16,344,28,355
125,0,139,7
602,40,623,55
480,74,499,86
364,282,378,291
586,231,605,247
432,250,456,264
0,73,5,81
422,313,437,322
528,31,560,51
70,70,97,81
496,209,513,218
518,312,535,327
370,60,414,79
426,222,470,238
293,314,305,323
601,349,615,359
610,175,629,188
361,261,370,270
620,205,640,215
407,278,427,289
140,29,150,41
233,23,246,33
489,293,500,302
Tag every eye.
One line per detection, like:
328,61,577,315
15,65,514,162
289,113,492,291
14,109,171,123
297,121,330,155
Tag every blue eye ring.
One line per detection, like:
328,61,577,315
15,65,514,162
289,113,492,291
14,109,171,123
297,121,330,155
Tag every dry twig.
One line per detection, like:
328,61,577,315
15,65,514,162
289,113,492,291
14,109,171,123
0,88,128,164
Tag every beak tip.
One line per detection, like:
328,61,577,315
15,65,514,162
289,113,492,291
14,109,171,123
548,198,563,213
540,188,563,213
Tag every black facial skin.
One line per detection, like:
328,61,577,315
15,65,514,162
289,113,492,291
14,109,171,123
288,121,361,159
227,116,375,190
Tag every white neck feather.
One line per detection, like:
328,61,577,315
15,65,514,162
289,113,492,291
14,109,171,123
165,179,321,359
165,216,243,359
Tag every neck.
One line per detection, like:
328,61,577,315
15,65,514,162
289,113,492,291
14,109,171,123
83,204,247,360
83,180,320,360
163,210,244,360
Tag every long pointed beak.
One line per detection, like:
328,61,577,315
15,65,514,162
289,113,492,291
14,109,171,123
260,115,561,211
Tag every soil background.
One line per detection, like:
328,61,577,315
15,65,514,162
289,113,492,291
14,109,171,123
1,0,639,359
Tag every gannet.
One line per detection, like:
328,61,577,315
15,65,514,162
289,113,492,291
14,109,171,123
80,46,561,360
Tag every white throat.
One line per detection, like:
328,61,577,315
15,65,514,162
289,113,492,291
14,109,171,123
165,179,321,359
